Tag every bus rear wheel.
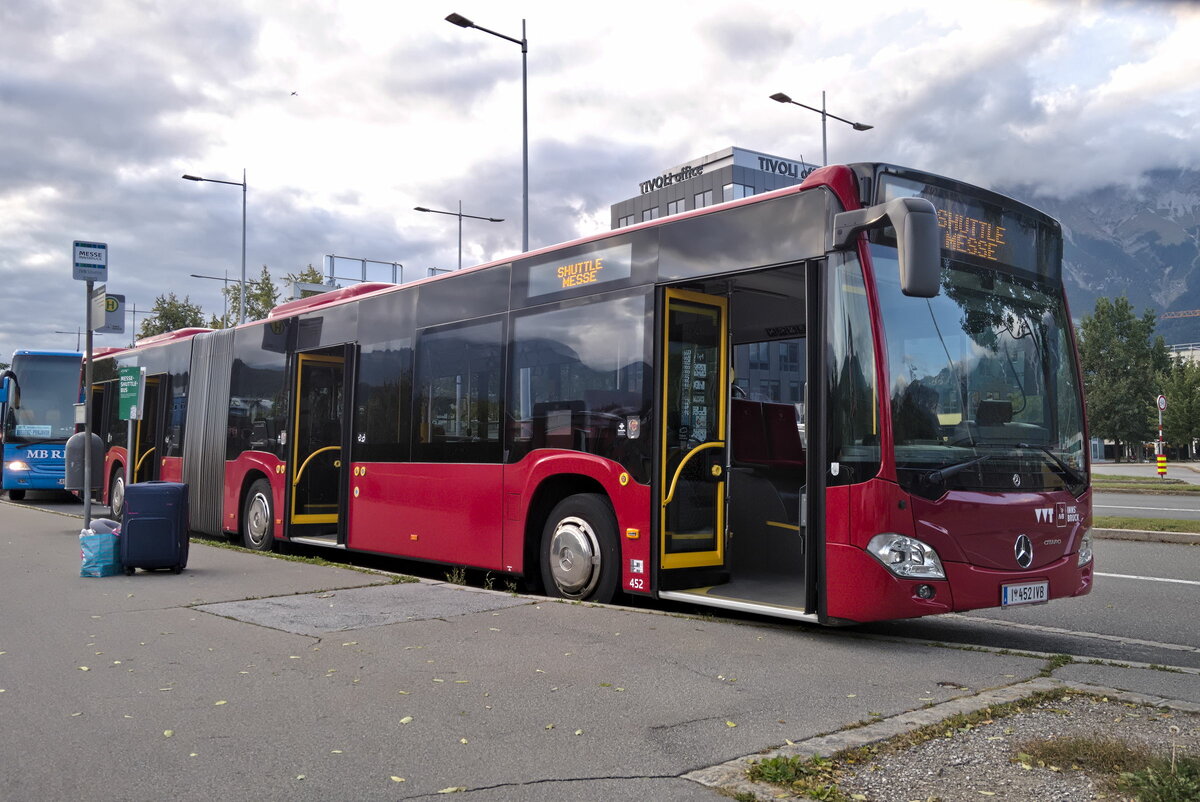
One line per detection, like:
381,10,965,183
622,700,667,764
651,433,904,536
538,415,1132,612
242,479,275,552
109,470,125,518
540,493,619,604
7,489,25,501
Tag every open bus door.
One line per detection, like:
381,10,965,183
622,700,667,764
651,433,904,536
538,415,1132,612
659,289,728,576
288,348,351,542
133,376,162,483
656,266,818,621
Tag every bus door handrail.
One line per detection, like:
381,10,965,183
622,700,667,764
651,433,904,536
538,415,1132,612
135,447,156,475
293,445,341,487
662,441,725,507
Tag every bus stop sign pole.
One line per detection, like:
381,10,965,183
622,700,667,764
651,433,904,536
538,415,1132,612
74,241,108,530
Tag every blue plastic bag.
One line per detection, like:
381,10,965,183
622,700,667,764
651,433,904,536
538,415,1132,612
80,522,121,578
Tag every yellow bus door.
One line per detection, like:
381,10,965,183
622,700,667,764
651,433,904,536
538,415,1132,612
660,289,728,570
290,353,344,526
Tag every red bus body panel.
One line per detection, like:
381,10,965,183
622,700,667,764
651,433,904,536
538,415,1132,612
160,456,183,483
346,452,652,591
222,452,285,537
501,451,652,594
824,478,1092,623
348,463,505,568
101,446,127,505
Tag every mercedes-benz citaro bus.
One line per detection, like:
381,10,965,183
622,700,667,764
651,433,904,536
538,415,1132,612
86,163,1091,624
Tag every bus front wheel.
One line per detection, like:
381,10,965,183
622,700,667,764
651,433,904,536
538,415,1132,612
109,470,125,518
7,489,25,501
242,479,275,552
540,494,619,604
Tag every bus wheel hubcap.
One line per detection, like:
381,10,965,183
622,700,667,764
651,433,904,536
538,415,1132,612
248,494,270,546
549,515,600,598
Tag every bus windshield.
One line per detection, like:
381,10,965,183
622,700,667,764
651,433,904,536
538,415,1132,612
3,354,81,444
872,245,1086,499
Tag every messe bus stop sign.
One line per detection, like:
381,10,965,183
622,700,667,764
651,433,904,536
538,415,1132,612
73,241,108,282
118,366,144,420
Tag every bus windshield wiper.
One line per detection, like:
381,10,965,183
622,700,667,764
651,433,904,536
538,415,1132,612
926,454,991,484
1016,442,1087,486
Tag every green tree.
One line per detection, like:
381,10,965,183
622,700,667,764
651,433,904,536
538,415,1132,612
1159,356,1200,459
1078,296,1170,461
224,265,281,323
139,292,205,339
287,263,327,286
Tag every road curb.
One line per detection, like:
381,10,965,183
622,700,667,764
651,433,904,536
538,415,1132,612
684,677,1200,800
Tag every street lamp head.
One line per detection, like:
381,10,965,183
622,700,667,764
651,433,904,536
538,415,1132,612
769,92,792,104
446,12,474,28
486,217,504,223
414,206,431,212
182,174,203,181
852,122,874,132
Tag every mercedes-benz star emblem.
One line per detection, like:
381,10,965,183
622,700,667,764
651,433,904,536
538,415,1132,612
1012,473,1022,487
1014,534,1034,568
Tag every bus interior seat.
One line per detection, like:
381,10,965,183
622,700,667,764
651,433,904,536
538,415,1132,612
730,399,771,466
730,398,805,469
762,403,805,468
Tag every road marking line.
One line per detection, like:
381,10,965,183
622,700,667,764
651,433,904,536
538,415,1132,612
1094,504,1200,512
949,614,1200,654
1095,571,1200,587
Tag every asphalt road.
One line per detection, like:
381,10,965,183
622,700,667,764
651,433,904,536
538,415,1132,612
13,489,1200,672
2,493,1197,801
1095,490,1200,520
859,537,1200,669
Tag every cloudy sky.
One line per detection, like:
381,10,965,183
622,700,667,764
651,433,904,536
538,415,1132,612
1,0,1196,360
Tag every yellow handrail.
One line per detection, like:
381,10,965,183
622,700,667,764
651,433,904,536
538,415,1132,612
293,445,340,487
661,441,724,507
135,447,156,475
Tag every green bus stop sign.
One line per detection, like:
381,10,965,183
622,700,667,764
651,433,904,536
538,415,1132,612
118,366,144,421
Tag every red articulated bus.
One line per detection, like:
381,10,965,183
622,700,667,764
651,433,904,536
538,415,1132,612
88,163,1092,624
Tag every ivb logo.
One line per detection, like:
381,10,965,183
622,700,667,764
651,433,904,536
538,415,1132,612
1034,507,1054,524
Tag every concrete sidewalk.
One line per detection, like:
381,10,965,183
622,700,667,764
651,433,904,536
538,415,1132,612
1,501,1196,801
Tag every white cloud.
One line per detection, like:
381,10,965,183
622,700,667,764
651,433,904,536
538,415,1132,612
0,0,1196,359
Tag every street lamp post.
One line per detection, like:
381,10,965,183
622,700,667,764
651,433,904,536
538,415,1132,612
191,271,233,325
446,12,528,253
182,170,247,323
769,91,873,166
415,203,504,270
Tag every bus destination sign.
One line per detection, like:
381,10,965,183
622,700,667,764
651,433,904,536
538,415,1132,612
527,242,633,298
936,209,1006,262
879,175,1040,272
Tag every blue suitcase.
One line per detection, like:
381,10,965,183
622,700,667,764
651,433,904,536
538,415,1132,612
120,481,189,574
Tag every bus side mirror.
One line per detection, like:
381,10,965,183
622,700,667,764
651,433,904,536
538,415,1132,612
833,197,941,298
0,372,15,406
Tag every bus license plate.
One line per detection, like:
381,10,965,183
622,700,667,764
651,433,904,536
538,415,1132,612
1002,581,1048,606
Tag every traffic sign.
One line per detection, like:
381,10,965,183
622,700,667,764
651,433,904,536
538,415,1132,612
88,284,107,331
118,366,144,421
73,241,108,282
97,293,125,334
1158,394,1167,411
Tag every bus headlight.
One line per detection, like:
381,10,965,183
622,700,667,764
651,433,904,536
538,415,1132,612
867,533,946,580
6,460,30,472
1077,528,1093,567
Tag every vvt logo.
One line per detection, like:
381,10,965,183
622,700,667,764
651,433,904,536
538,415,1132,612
1034,507,1054,524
